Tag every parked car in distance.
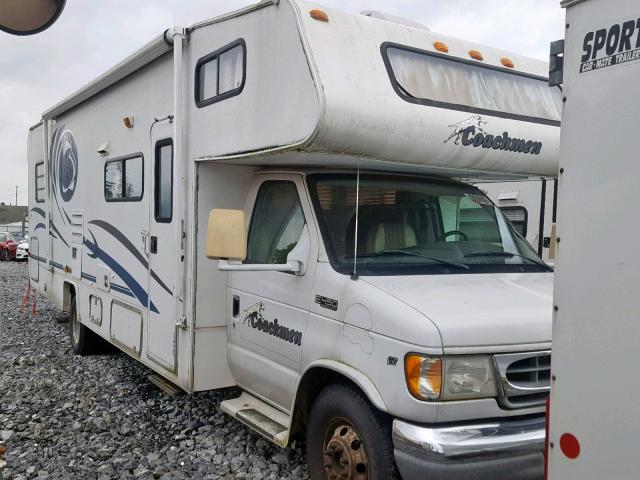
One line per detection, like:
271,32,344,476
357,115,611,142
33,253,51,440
16,241,29,260
0,233,18,261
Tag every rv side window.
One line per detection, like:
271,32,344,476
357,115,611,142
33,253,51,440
246,181,305,265
500,206,528,237
195,39,246,108
35,162,45,203
154,139,173,223
104,154,144,202
382,43,563,126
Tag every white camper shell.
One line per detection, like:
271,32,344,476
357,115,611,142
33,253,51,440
28,1,560,479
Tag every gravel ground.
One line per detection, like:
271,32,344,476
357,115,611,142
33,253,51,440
0,261,309,480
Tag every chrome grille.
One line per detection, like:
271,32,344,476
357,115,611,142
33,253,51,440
494,351,551,409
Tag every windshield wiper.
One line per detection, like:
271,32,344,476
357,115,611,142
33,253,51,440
464,251,552,271
349,250,470,270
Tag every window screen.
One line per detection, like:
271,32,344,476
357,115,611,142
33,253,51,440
35,162,45,203
195,39,246,107
383,44,562,125
104,155,143,202
154,139,173,222
247,182,305,265
501,206,528,237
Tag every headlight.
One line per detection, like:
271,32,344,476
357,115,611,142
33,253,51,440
404,355,497,401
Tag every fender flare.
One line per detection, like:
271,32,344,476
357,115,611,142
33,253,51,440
296,359,388,413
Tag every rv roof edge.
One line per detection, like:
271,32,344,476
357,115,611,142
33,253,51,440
189,0,280,30
360,10,430,31
42,32,175,120
560,0,589,7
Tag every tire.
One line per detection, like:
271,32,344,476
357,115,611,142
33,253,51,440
0,249,7,261
307,384,399,480
69,297,98,355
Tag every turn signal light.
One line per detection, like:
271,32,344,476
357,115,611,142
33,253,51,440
501,57,515,68
469,50,483,61
433,41,449,53
405,355,442,401
310,9,329,23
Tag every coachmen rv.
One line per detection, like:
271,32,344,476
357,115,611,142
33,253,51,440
27,1,561,479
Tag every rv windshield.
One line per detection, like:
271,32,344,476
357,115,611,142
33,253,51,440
308,174,551,276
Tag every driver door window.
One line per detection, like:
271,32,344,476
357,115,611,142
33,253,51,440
246,181,305,264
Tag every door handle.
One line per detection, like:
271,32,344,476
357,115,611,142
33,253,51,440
150,236,158,254
232,295,240,318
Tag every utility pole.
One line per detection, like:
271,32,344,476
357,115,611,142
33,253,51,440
15,185,18,206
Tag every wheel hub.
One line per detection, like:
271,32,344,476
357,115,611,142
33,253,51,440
323,423,368,480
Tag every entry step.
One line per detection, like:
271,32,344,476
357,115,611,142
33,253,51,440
147,374,183,397
220,392,291,447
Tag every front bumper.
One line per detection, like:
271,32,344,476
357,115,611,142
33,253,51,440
392,415,545,480
16,251,28,260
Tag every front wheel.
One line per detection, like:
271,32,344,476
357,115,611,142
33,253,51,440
0,249,7,261
306,384,399,480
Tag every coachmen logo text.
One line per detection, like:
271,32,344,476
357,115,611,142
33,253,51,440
242,302,303,346
580,19,640,73
444,115,542,155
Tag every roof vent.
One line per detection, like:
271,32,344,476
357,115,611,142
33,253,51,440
360,10,429,31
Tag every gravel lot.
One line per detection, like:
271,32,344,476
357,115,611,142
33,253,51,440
0,261,309,480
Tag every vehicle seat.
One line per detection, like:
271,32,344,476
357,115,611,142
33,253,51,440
366,223,417,253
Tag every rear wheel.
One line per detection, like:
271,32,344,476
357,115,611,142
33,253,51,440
307,384,399,480
0,249,7,261
69,297,98,355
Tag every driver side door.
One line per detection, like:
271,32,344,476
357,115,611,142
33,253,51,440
227,174,318,410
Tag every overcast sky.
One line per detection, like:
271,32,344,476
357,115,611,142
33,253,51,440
0,0,565,206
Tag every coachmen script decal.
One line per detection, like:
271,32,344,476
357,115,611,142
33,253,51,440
243,302,303,346
580,19,640,73
444,115,542,155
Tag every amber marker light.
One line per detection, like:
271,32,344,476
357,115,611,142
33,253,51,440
405,355,442,401
469,50,483,61
433,41,449,53
501,57,515,68
310,9,329,22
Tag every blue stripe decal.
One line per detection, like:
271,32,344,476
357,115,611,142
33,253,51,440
84,235,158,313
31,254,46,263
34,223,46,232
88,220,173,297
81,273,133,297
50,261,63,270
111,284,135,297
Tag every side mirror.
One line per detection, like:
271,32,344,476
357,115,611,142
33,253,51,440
0,0,67,36
205,209,247,261
211,221,311,277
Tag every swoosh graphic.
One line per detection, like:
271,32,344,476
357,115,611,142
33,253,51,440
30,207,46,219
84,233,158,313
49,221,69,248
88,220,173,297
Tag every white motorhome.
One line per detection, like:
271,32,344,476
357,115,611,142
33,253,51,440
547,0,640,478
27,2,561,479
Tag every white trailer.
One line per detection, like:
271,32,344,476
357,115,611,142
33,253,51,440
547,0,640,478
28,2,562,479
